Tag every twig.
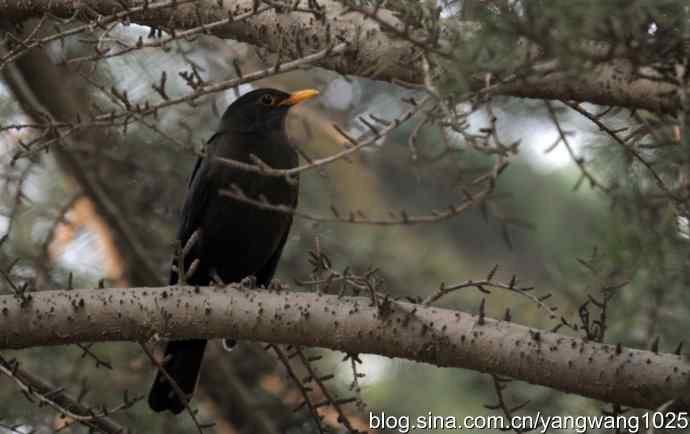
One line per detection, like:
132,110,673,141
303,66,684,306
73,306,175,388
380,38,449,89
0,355,134,433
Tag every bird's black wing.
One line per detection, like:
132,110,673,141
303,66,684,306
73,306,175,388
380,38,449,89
255,217,293,288
255,168,299,287
188,154,203,187
169,148,211,285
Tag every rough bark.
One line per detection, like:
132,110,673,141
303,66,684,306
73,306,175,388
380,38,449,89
1,0,683,112
2,284,689,411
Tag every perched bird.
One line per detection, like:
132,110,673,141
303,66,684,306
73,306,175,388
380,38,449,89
148,88,318,414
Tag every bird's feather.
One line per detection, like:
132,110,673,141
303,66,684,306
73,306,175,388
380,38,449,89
148,88,305,414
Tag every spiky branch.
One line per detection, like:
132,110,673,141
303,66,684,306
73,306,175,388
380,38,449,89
1,284,688,411
1,0,684,112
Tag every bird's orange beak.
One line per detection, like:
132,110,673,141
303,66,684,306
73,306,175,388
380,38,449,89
279,89,320,106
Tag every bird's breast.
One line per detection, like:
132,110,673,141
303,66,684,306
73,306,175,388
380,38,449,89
200,176,296,282
199,135,298,283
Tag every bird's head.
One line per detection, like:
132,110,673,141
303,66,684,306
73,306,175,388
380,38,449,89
219,88,320,133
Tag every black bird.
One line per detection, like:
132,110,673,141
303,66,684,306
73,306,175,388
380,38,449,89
148,88,318,414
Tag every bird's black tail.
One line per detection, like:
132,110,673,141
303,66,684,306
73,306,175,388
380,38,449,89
148,339,207,414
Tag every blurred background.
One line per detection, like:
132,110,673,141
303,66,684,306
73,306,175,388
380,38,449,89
2,1,690,433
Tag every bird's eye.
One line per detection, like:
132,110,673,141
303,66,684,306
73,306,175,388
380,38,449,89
259,94,275,106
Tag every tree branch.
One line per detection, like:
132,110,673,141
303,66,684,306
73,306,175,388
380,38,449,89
1,284,688,411
0,356,130,434
2,0,682,112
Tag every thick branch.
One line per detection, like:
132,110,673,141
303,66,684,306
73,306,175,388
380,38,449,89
1,285,688,411
2,0,682,112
